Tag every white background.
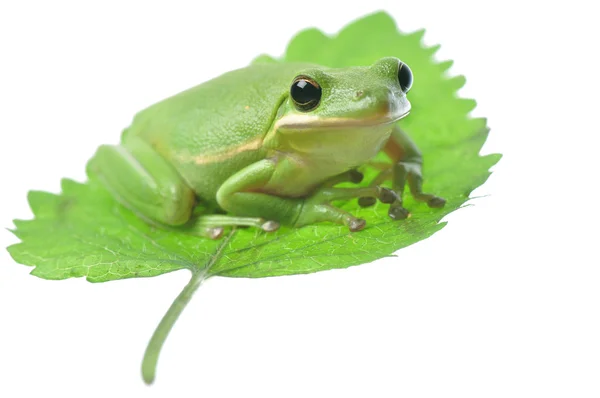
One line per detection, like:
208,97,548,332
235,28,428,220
1,1,599,397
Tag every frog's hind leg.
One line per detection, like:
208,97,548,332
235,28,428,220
185,214,280,237
86,137,216,235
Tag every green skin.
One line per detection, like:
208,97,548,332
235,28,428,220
88,57,445,239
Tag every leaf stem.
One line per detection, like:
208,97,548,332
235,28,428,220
141,268,206,384
141,229,235,384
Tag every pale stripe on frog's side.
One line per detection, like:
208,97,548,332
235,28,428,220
173,136,263,165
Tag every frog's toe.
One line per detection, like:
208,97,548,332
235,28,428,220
378,187,398,204
427,196,446,208
208,227,225,239
348,218,366,232
358,197,377,207
261,220,280,232
388,205,410,220
348,169,364,184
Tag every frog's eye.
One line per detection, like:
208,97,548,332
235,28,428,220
397,62,413,93
290,76,322,112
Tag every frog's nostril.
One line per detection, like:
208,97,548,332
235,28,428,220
354,90,364,99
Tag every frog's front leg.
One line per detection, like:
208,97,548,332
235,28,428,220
360,126,446,219
385,126,446,219
216,159,394,232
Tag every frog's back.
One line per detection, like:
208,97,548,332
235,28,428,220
123,62,311,202
127,63,303,155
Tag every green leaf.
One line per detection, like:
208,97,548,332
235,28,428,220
6,11,500,384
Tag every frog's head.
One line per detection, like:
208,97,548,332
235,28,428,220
277,57,412,127
269,57,413,165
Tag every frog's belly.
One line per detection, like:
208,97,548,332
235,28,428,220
262,151,373,198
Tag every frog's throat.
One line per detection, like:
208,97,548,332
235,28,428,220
272,111,410,132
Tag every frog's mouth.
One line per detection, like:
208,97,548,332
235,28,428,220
274,95,411,133
269,107,409,168
274,110,410,132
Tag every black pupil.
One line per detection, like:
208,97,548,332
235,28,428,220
291,78,321,107
397,62,413,92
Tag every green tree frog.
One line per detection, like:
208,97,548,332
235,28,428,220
87,57,445,239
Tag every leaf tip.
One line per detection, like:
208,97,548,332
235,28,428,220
5,225,17,237
338,10,399,39
251,53,278,65
408,28,426,42
362,10,396,25
438,59,454,72
448,74,467,90
5,242,20,258
484,152,503,165
425,44,442,56
284,27,330,62
459,98,478,113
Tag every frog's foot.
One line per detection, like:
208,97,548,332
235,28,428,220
357,162,446,219
388,203,410,220
296,185,396,232
320,169,364,187
413,193,446,208
400,161,446,210
358,168,392,208
183,214,280,239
